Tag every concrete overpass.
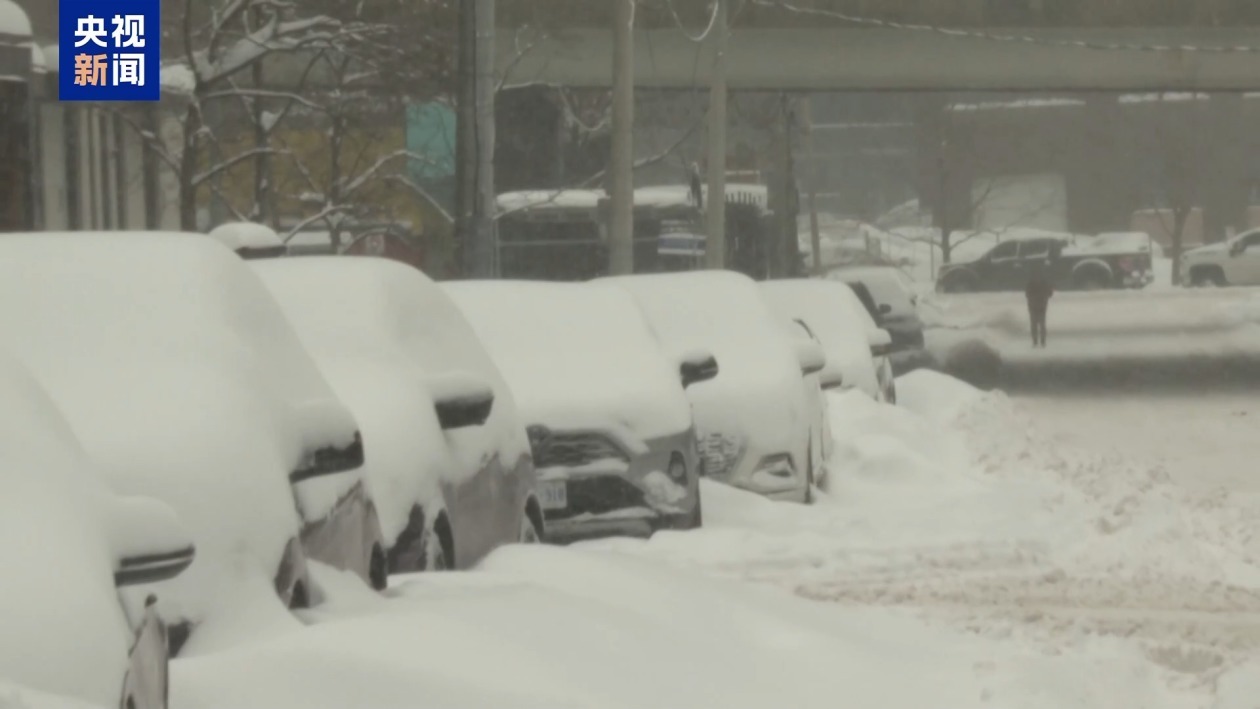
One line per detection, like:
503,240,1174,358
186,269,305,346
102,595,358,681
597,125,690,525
496,27,1260,92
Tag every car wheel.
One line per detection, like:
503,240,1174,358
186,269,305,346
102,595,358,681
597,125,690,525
941,274,974,294
519,511,542,544
1190,268,1226,287
1074,269,1110,290
368,545,388,591
424,518,452,572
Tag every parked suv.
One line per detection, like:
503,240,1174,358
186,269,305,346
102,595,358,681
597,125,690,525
936,235,1155,293
446,280,714,542
255,257,544,573
828,265,931,375
601,272,826,504
0,233,382,655
0,351,194,709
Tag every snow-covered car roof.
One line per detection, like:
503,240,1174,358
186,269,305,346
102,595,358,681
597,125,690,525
0,351,152,708
444,280,694,444
251,257,530,486
0,232,360,627
497,190,604,215
206,222,286,254
598,271,808,456
759,280,882,399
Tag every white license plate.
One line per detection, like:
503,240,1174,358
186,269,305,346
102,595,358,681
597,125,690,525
538,480,568,511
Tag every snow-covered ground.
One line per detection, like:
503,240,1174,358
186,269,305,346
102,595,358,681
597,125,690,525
169,371,1260,709
922,287,1260,366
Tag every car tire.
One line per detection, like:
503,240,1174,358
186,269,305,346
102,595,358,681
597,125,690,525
368,544,388,591
424,517,453,571
519,511,543,544
940,273,975,294
1190,268,1226,288
1074,268,1110,291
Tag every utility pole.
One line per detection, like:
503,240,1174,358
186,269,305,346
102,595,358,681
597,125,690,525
474,0,497,277
704,0,729,270
608,0,635,275
454,0,478,276
455,0,497,278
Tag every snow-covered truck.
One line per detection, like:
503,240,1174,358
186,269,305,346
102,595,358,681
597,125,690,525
936,232,1157,293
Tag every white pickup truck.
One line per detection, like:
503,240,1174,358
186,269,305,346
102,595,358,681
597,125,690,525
1181,228,1260,287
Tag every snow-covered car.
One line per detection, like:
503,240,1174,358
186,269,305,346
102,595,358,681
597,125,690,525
0,233,383,655
759,279,898,404
827,265,931,374
599,271,824,503
1181,227,1260,287
253,257,544,572
445,280,714,542
0,350,195,709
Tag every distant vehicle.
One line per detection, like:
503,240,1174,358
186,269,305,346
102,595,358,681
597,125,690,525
760,279,898,404
828,266,931,375
0,351,194,709
936,233,1155,293
1181,228,1260,287
601,271,825,504
445,280,714,542
0,233,382,655
255,257,544,572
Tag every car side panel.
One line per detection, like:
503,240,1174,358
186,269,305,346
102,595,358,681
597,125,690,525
297,479,383,589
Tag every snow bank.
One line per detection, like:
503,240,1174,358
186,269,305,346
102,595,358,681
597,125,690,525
0,233,360,635
175,545,1077,709
923,287,1260,364
444,281,693,441
0,353,131,708
599,272,811,487
0,0,31,38
251,257,529,492
0,681,108,709
758,279,882,398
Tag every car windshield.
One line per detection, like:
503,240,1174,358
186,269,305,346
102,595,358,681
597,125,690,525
12,1,1260,706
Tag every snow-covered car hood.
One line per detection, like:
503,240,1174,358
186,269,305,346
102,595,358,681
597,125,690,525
443,281,694,444
1182,242,1229,259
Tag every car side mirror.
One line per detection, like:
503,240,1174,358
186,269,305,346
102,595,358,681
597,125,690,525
105,495,195,587
429,372,495,430
820,370,845,390
794,340,827,376
679,350,719,388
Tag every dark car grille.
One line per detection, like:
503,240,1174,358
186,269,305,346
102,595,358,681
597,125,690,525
532,432,628,469
546,475,648,520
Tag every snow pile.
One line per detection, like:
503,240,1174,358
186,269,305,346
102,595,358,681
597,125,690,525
0,233,360,640
0,0,31,38
444,281,693,441
173,548,1187,709
759,279,881,398
159,64,196,94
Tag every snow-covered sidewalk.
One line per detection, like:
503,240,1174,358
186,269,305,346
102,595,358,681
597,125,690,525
169,372,1260,709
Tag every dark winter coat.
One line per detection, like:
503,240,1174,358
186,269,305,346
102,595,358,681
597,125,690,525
1025,276,1054,311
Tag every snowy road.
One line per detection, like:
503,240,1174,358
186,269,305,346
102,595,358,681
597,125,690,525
170,371,1260,709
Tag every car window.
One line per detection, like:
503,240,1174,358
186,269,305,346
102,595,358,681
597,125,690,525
1019,240,1052,259
989,241,1019,260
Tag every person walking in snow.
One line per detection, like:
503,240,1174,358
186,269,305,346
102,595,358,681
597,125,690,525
1025,262,1054,348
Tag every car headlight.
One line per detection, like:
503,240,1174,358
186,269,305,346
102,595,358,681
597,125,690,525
667,453,688,483
754,453,795,479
